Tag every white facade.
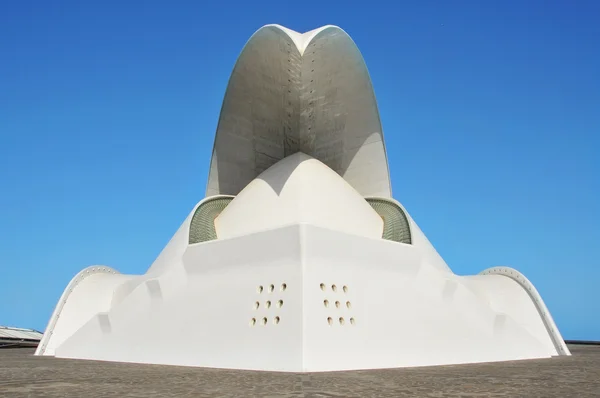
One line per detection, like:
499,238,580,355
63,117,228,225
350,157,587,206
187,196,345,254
35,25,570,371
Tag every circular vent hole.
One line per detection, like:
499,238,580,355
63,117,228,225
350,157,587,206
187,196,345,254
274,316,280,325
327,317,333,326
343,285,348,293
250,318,256,326
346,301,351,309
262,317,267,325
335,301,340,308
320,283,326,291
254,302,259,310
268,284,274,293
277,300,283,308
339,317,345,325
266,301,271,308
257,286,263,293
324,299,329,308
332,284,337,292
350,317,355,325
281,283,287,292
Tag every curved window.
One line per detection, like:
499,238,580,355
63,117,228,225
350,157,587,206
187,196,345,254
366,198,412,244
189,197,234,244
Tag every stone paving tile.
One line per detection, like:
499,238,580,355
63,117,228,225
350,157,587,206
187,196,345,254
1,345,599,397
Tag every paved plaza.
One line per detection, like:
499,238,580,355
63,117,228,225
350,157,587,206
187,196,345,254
1,345,599,397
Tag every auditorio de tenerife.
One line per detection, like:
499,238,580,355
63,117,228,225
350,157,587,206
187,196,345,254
35,25,569,372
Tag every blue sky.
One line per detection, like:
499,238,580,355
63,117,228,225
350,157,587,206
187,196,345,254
1,1,598,340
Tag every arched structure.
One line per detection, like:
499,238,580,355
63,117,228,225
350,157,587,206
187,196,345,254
35,266,129,356
206,25,392,198
366,198,412,244
36,25,570,373
477,267,571,356
189,196,234,244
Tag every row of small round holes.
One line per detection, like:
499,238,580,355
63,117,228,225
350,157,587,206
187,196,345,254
254,300,283,309
258,283,286,293
320,283,348,293
250,317,280,326
328,317,355,326
324,300,351,309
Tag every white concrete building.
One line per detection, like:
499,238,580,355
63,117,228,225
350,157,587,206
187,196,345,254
35,25,570,372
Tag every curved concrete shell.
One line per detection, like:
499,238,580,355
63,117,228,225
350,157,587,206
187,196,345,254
206,24,392,198
36,25,570,372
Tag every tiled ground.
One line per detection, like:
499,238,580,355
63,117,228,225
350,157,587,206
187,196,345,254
1,345,599,397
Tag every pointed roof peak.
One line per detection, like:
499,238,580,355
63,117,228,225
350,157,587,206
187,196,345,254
262,24,340,55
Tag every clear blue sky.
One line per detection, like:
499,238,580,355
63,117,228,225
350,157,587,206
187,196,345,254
1,1,598,340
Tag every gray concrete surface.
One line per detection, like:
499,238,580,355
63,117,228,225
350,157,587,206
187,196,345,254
207,26,391,198
1,345,599,397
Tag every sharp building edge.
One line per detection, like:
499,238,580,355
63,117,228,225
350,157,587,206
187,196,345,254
35,25,570,372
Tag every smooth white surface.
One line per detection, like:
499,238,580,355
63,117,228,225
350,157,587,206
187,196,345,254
146,195,234,276
301,227,555,370
367,196,452,274
215,153,383,240
476,267,571,356
35,266,133,356
53,223,560,371
57,226,304,371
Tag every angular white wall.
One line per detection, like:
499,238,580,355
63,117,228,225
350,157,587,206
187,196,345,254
52,222,562,371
